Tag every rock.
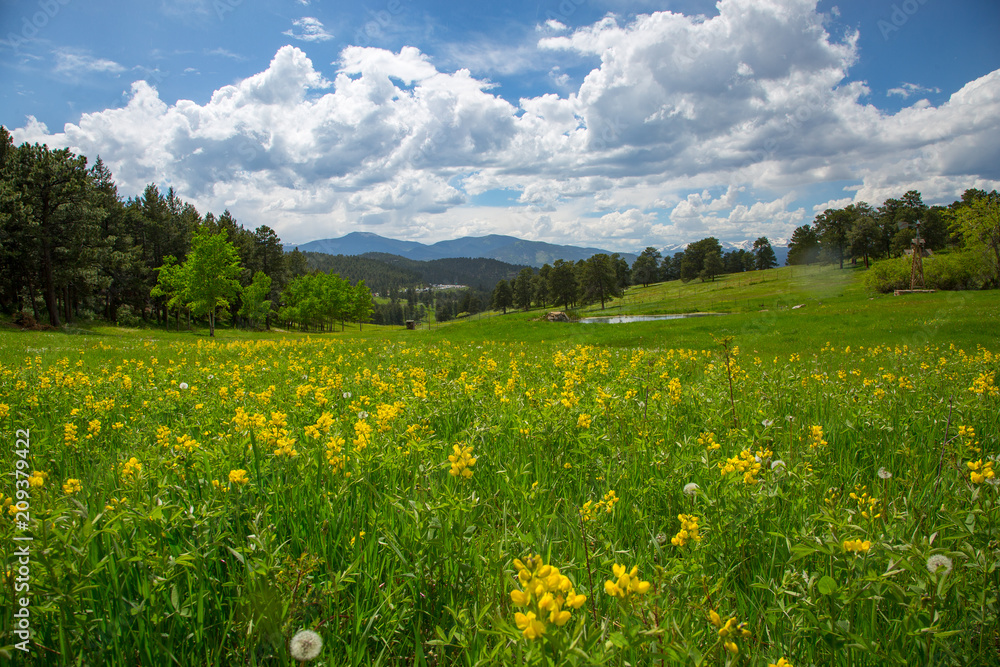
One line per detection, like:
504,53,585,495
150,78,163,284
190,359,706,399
545,311,571,322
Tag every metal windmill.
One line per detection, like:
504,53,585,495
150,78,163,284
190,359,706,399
898,219,926,289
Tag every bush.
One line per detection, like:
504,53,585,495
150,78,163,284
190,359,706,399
115,304,141,327
12,311,36,328
863,251,989,293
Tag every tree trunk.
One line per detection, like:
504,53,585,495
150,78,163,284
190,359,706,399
40,239,61,327
209,309,215,337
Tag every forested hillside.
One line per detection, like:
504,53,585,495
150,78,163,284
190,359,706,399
301,251,530,294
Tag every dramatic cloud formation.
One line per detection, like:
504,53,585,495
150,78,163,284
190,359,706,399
12,0,1000,248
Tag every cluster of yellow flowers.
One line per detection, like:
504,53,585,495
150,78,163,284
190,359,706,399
28,470,48,488
120,457,141,481
967,459,995,484
156,425,173,448
229,469,249,486
843,538,872,554
103,497,126,511
447,443,476,478
697,431,720,451
510,555,587,640
62,478,83,494
580,490,619,522
576,413,592,429
64,423,78,448
769,658,794,667
352,419,373,453
709,610,750,655
718,448,771,485
375,401,405,432
667,377,682,405
303,412,335,439
807,425,828,449
957,425,980,454
603,563,651,598
969,371,998,396
849,485,881,520
263,412,298,457
326,436,347,474
671,514,701,547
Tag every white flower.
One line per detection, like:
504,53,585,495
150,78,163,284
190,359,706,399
771,460,786,471
761,419,774,428
343,392,352,399
926,554,953,576
683,483,699,496
289,629,323,661
878,467,892,479
179,382,188,390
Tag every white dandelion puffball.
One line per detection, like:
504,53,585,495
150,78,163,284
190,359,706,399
290,629,323,661
926,554,953,576
683,483,699,496
878,467,892,479
771,460,786,471
179,382,188,390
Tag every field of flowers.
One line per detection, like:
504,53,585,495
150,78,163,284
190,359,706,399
1,331,998,665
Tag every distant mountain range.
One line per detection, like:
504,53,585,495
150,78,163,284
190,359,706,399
290,232,790,267
290,232,638,267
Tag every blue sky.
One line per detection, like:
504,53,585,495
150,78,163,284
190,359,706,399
2,0,999,250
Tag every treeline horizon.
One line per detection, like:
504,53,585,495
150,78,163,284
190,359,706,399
3,128,997,332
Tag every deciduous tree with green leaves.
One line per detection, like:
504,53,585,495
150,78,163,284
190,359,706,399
185,228,242,337
238,270,272,329
950,189,1000,287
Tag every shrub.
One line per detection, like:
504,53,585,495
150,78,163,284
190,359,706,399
115,304,141,327
863,251,988,293
12,311,37,328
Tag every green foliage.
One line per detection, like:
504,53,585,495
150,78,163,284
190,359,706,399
184,228,243,336
491,278,513,314
862,251,989,293
239,271,273,329
548,259,578,309
581,253,620,309
753,237,778,270
631,247,662,287
513,267,535,311
949,190,1000,287
787,225,820,265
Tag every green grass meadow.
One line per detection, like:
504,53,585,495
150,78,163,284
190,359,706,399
1,266,998,666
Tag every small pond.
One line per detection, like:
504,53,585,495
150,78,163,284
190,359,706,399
578,313,727,324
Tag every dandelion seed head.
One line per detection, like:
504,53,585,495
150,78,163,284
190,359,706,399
289,629,323,661
926,554,953,576
878,467,892,479
771,460,786,471
179,382,188,390
683,482,699,496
